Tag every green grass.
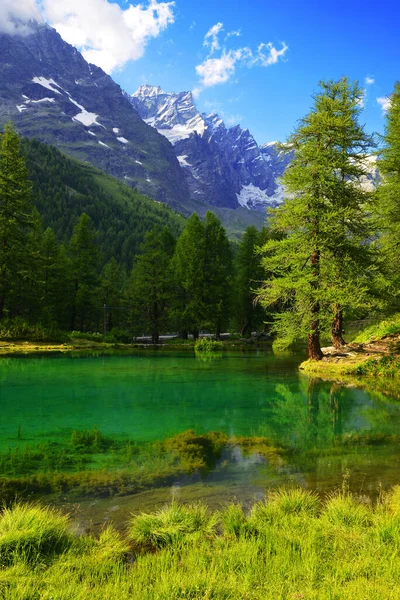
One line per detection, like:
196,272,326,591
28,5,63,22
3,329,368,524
352,354,400,378
353,313,400,343
3,490,400,598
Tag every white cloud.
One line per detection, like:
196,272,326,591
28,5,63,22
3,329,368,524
225,29,241,40
195,30,288,95
203,22,224,54
365,76,374,85
196,48,251,88
377,96,391,113
40,0,175,74
252,42,288,66
0,0,41,34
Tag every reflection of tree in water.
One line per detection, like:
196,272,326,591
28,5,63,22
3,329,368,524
329,382,343,437
262,377,349,452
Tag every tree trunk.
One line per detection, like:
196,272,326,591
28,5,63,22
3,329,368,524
152,332,159,344
216,322,221,340
308,248,323,361
192,330,199,340
180,330,188,340
331,304,346,349
0,296,4,321
241,321,251,337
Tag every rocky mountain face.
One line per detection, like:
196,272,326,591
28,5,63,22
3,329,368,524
0,22,189,210
128,85,289,211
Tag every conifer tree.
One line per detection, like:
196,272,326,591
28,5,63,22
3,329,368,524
203,211,233,337
234,226,267,336
258,78,376,359
126,227,175,343
40,228,71,327
68,213,99,331
100,257,125,332
377,82,400,300
172,213,206,339
0,123,35,320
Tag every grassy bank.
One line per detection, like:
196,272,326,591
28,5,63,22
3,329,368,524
2,487,400,599
299,314,400,384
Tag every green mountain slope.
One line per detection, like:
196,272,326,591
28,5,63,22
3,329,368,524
22,138,185,268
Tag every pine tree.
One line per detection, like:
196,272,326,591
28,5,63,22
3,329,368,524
203,211,233,337
0,123,35,320
100,257,125,333
234,226,267,336
171,214,207,339
40,228,71,327
258,78,376,359
126,227,175,343
68,213,100,331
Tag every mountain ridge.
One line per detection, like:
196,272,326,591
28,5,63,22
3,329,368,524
128,84,289,212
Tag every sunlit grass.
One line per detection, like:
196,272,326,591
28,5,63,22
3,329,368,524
2,490,400,598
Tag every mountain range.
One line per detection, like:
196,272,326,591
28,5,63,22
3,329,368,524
0,20,377,234
0,21,291,229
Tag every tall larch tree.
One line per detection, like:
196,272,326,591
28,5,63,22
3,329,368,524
258,78,376,359
377,82,400,303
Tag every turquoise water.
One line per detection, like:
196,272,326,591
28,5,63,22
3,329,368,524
1,350,400,498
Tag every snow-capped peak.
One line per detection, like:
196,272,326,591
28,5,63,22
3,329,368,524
132,84,164,98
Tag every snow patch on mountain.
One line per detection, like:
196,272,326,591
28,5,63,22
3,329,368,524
68,97,103,128
32,76,62,95
237,184,281,210
177,155,192,168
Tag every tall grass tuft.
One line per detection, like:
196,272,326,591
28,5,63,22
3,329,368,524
0,504,71,566
128,501,218,550
221,503,253,539
322,493,372,528
250,488,320,530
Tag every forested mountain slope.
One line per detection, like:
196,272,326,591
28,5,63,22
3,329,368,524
22,138,185,269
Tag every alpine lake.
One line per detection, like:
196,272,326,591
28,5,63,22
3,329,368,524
1,349,399,532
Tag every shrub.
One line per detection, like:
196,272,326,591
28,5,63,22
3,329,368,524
0,504,71,566
0,318,66,342
194,338,223,353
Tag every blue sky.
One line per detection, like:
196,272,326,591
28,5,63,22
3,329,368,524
9,0,399,144
113,0,399,143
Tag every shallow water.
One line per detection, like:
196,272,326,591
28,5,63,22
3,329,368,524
1,350,400,516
